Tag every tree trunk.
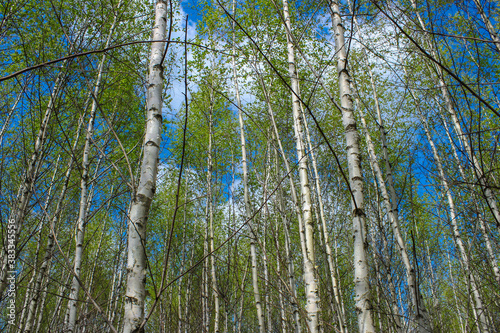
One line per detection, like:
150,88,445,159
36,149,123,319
21,156,59,331
409,85,490,333
301,94,347,333
353,83,432,332
206,91,220,332
438,110,500,286
329,1,375,331
231,3,265,328
122,0,167,331
409,0,500,232
0,79,28,145
282,0,321,330
471,0,500,53
0,68,66,298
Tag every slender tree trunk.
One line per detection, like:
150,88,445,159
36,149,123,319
328,1,375,331
183,240,195,333
34,260,52,332
50,255,73,330
237,258,250,333
301,96,347,333
0,80,28,146
24,100,87,333
353,84,432,332
231,4,265,329
273,213,288,333
202,218,209,333
282,0,320,330
20,156,59,330
81,186,114,333
471,0,500,53
367,164,403,333
261,146,272,333
254,63,302,333
66,103,101,331
438,111,500,286
409,0,500,231
66,9,121,328
177,179,189,333
122,0,167,331
278,187,301,333
206,94,220,332
109,249,126,330
408,83,489,332
423,240,443,329
19,156,59,330
0,68,66,298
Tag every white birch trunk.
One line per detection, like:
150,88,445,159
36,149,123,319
329,1,375,331
66,8,121,328
471,0,500,53
447,253,466,333
301,98,347,333
0,80,27,146
0,68,66,298
231,4,265,328
202,220,209,333
282,0,320,330
108,249,126,330
254,63,302,333
438,111,500,286
19,156,59,330
206,95,220,332
408,84,490,333
28,108,85,332
352,84,432,332
261,148,272,333
66,153,102,332
21,156,60,331
421,114,489,333
368,170,403,332
122,0,167,331
34,261,52,332
81,186,114,333
409,0,500,233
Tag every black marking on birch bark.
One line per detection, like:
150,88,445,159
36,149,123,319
345,123,357,132
145,140,160,148
153,113,163,122
152,64,163,72
136,193,152,205
353,208,365,217
125,296,141,305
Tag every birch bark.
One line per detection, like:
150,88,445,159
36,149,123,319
409,0,500,232
207,103,220,333
231,3,265,329
0,80,28,146
301,99,347,333
66,14,120,325
471,0,500,53
19,156,59,330
352,83,432,332
437,111,500,286
122,0,167,331
254,61,302,333
407,83,490,333
282,0,321,330
0,68,66,298
329,1,375,331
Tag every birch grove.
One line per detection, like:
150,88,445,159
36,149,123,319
1,0,500,332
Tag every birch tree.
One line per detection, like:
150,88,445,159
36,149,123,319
122,0,168,331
